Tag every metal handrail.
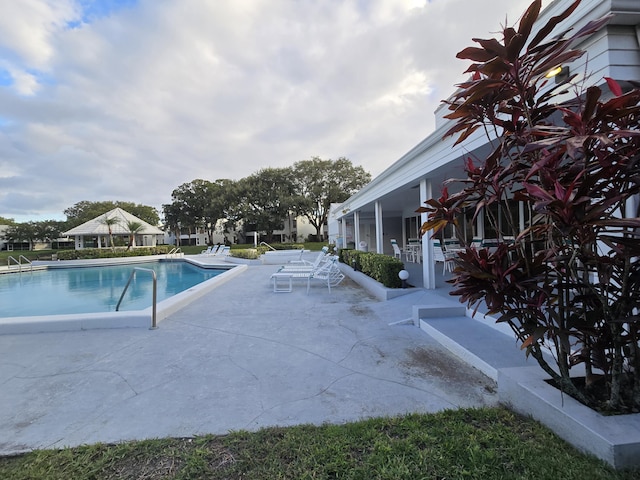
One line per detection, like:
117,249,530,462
116,267,158,329
7,255,33,273
259,241,276,251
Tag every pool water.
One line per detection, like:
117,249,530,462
0,261,225,317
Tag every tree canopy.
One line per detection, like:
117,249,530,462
162,157,370,243
236,168,296,242
291,157,371,238
64,201,159,228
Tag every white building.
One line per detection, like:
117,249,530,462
165,214,324,247
330,0,640,289
63,207,164,249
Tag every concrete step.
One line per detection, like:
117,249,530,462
418,316,535,381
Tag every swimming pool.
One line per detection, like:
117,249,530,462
0,257,247,334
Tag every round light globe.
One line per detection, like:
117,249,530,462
398,270,409,280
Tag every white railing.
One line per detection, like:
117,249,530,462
7,255,33,273
116,267,158,329
259,241,276,251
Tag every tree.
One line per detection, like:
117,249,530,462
5,222,38,250
125,221,143,249
64,201,159,227
291,157,371,240
34,220,67,249
165,180,212,245
162,202,183,246
98,213,120,249
210,179,241,242
237,168,296,243
0,216,16,225
419,0,640,413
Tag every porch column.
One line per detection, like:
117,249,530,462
353,211,361,249
421,178,436,289
374,201,384,254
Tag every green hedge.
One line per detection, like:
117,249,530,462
230,249,260,259
56,246,170,260
339,249,404,288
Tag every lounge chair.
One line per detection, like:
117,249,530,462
278,247,330,271
200,246,214,255
211,245,230,257
270,256,344,293
308,259,345,292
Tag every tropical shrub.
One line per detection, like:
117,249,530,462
339,249,404,288
230,248,260,260
419,0,640,413
57,246,169,260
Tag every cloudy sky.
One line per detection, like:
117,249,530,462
1,0,550,223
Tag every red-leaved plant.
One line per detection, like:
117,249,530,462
418,0,640,413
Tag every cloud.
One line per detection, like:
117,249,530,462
0,0,549,222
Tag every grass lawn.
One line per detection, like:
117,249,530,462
0,407,637,480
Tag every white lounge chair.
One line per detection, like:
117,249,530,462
270,257,344,293
205,245,221,256
212,245,230,257
309,259,345,293
200,246,214,255
278,247,330,272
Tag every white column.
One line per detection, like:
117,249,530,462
421,178,436,289
375,201,384,253
353,211,361,249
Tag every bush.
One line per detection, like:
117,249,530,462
419,1,640,413
56,246,169,260
339,249,404,288
230,248,260,260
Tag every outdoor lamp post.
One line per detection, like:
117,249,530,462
398,269,409,288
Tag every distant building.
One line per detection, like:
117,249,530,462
63,207,164,249
164,213,325,247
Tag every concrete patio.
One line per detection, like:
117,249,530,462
0,259,497,455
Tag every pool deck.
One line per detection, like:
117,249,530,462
0,253,498,455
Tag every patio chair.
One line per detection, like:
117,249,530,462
433,241,455,274
390,239,403,259
200,246,214,255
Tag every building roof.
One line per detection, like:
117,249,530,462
62,207,164,236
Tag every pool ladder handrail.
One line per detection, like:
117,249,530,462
116,267,158,329
259,241,277,251
167,247,182,258
7,255,33,273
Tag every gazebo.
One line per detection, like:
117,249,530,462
62,207,164,250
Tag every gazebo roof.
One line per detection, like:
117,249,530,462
63,207,164,236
